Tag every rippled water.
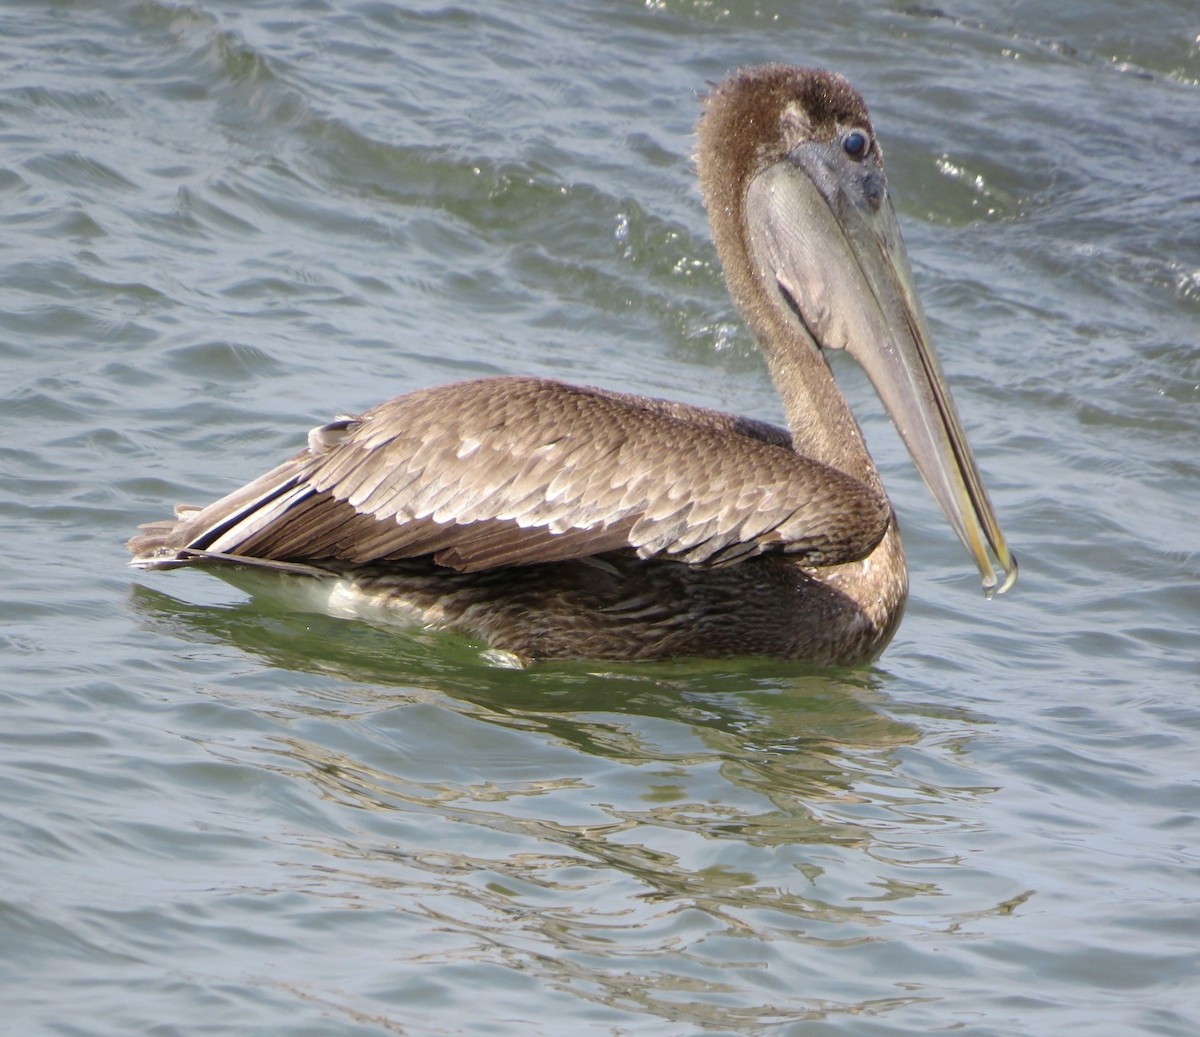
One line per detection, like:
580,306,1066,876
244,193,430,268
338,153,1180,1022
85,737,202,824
3,1,1198,1034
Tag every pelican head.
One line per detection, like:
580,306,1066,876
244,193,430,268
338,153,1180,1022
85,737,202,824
698,65,1016,595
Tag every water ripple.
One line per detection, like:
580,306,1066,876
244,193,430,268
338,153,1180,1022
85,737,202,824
3,2,1199,1035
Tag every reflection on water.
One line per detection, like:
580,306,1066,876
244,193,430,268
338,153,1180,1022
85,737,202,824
129,584,1026,1029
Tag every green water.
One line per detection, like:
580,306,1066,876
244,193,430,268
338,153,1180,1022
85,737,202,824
2,1,1198,1034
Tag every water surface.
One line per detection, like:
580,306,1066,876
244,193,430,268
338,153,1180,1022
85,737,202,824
2,1,1198,1034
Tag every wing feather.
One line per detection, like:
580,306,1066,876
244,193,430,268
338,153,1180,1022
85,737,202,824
131,376,891,573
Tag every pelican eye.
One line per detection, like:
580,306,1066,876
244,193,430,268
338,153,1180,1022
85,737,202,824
842,129,870,160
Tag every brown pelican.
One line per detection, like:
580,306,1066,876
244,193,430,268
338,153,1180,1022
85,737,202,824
129,65,1016,665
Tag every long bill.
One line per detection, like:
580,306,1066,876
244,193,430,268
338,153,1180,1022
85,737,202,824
746,150,1018,595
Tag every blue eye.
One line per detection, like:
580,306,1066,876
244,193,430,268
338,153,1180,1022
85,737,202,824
843,129,870,160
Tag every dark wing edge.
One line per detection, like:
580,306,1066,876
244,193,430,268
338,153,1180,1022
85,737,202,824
128,376,891,574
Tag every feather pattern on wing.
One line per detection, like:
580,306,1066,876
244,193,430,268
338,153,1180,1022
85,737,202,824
129,376,891,573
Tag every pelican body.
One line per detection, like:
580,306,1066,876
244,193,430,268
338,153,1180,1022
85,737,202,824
129,66,1015,665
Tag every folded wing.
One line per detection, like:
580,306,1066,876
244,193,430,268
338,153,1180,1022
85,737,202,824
129,376,890,573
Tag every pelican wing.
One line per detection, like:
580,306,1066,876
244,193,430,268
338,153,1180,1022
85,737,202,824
130,377,890,573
